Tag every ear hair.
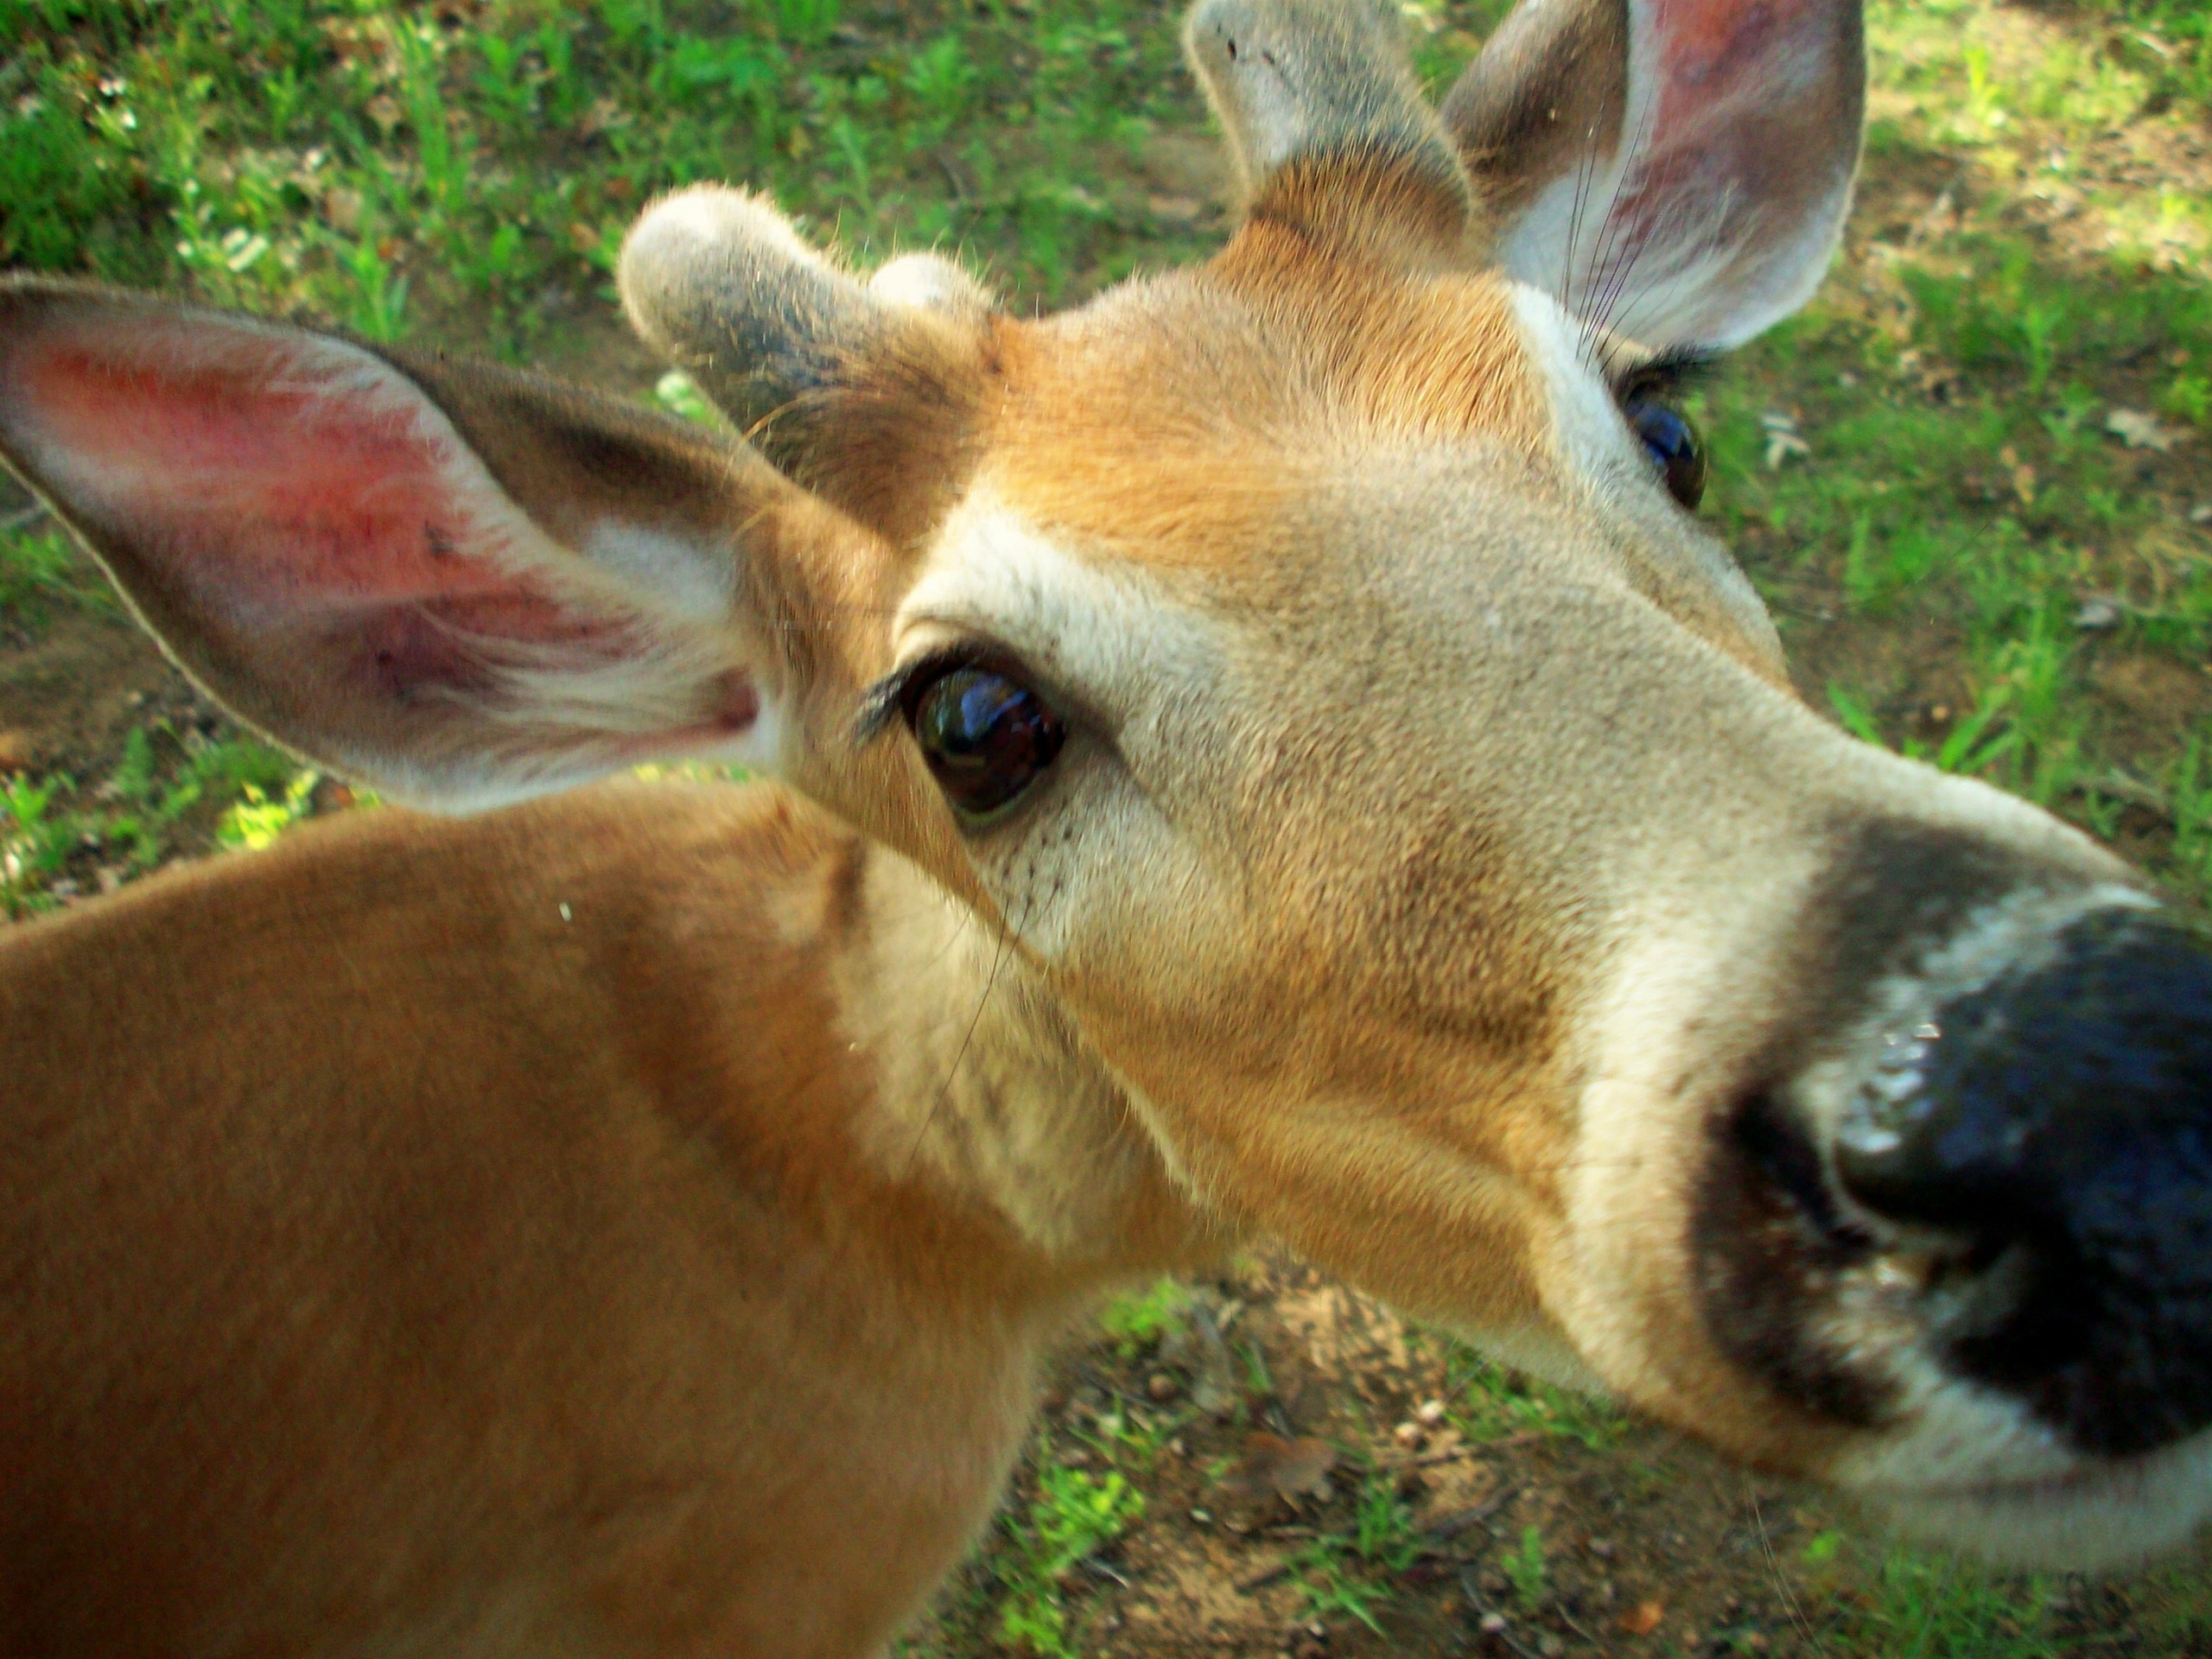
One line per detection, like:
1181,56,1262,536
1440,0,1866,350
0,277,811,810
1440,0,1630,223
620,187,997,548
1183,0,1474,257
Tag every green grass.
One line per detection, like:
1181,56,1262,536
1704,0,2212,896
991,1435,1147,1659
0,725,301,917
1,0,1224,355
1845,1546,2057,1659
1501,1523,1545,1615
0,0,1526,347
0,517,112,627
1095,1277,1189,1360
1789,1529,2062,1658
2080,0,2212,114
1289,1465,1423,1634
1445,1344,1627,1452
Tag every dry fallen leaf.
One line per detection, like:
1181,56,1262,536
1761,411,1812,471
2107,408,2188,452
1619,1599,1666,1636
2075,596,2123,632
579,94,631,138
1227,1433,1338,1504
321,187,363,233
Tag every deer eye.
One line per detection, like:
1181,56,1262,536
903,661,1067,823
1624,397,1707,511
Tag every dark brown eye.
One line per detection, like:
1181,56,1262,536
1624,397,1707,510
904,663,1066,823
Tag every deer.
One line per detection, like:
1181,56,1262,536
2,0,2209,1652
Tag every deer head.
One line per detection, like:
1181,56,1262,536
3,0,2207,1569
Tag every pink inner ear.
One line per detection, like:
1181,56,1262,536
1658,0,1796,85
17,327,617,664
2,305,765,797
1649,0,1838,149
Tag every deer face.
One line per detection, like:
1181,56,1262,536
620,0,2201,1562
4,0,2207,1570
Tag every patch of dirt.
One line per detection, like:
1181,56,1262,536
530,307,667,395
909,1254,2212,1657
0,602,201,777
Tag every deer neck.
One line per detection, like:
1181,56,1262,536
821,832,1220,1300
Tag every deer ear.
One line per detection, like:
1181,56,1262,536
0,279,863,810
1185,0,1474,254
619,187,996,549
1443,0,1866,349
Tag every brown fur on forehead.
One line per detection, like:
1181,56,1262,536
981,251,1544,571
1242,150,1478,269
1206,217,1542,450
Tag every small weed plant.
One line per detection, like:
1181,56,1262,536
0,520,111,628
1095,1278,1188,1360
1446,1346,1626,1451
1503,1524,1546,1614
0,727,302,916
995,1439,1145,1658
1293,1468,1421,1634
1847,1547,2056,1659
218,769,320,852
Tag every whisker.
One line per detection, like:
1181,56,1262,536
898,891,1030,1184
1562,109,1604,330
1748,1484,1827,1654
1579,76,1664,354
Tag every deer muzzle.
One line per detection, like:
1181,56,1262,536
1831,906,2212,1460
1695,879,2212,1563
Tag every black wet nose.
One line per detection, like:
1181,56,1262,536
1834,907,2212,1455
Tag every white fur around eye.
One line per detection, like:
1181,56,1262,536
1506,284,1647,487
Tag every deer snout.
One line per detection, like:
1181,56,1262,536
1830,906,2212,1459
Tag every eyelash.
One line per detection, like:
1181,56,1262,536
1611,346,1719,404
855,645,988,743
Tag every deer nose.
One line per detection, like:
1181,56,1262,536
1834,907,2212,1456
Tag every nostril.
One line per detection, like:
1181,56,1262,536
1832,906,2212,1456
1697,1090,1890,1429
1737,1089,1872,1258
1830,1027,2057,1265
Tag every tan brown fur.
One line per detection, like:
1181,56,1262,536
0,785,1213,1658
976,256,1541,583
